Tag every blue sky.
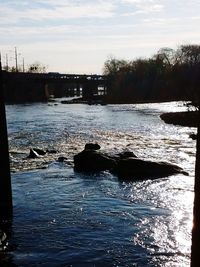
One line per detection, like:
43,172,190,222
0,0,200,74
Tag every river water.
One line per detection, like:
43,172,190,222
2,101,196,266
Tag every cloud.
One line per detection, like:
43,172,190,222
0,0,116,25
1,0,200,74
121,0,164,14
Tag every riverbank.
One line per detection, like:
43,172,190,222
160,111,198,127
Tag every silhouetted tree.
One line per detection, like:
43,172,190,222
104,44,200,104
28,61,47,73
103,56,129,75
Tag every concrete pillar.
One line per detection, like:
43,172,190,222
76,84,80,96
103,85,107,96
82,82,94,100
0,56,13,219
191,113,200,266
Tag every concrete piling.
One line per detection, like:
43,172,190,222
0,54,13,219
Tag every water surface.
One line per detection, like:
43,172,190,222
3,101,196,266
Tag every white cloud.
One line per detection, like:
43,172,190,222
1,0,200,73
121,0,164,14
0,1,116,25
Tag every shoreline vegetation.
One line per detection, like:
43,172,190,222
102,44,200,106
3,43,200,129
2,43,200,106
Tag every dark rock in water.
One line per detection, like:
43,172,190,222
0,231,7,250
47,149,57,154
32,148,46,156
27,148,40,159
113,158,188,180
189,133,197,140
74,149,116,172
27,148,46,159
160,111,198,127
84,143,101,151
73,144,188,179
58,156,68,162
118,151,137,159
27,148,57,159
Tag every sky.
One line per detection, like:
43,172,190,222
0,0,200,74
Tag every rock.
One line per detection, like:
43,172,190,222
113,158,188,180
27,149,40,159
57,156,68,162
27,148,47,159
189,133,197,140
47,149,57,154
118,151,137,159
160,111,198,127
74,149,116,172
0,231,7,250
73,144,188,179
27,148,59,159
32,148,46,156
84,143,101,150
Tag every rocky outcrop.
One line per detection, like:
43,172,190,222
74,143,188,179
84,143,101,150
74,149,116,172
112,157,187,179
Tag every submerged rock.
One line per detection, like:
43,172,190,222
57,156,68,162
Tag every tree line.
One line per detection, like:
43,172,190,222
2,61,47,73
103,44,200,104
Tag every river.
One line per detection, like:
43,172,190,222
2,101,196,266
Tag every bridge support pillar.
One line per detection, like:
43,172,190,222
44,83,50,100
76,84,80,96
82,82,96,100
191,112,200,266
0,55,13,219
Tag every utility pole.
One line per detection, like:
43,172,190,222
0,52,13,219
15,47,18,72
6,54,8,71
22,57,25,72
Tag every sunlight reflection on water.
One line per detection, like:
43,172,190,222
5,101,195,266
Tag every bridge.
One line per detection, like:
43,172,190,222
2,71,109,103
